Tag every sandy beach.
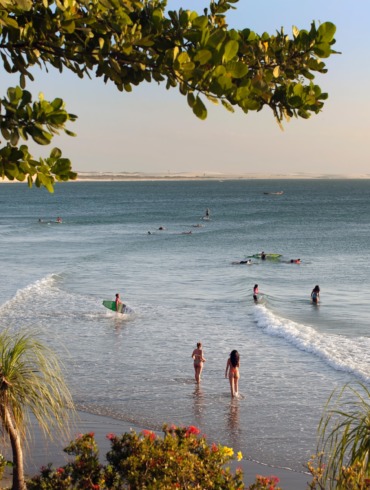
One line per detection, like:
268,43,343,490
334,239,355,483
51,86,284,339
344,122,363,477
1,411,311,489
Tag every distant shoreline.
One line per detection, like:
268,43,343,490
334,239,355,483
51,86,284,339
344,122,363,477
2,172,370,184
75,172,370,181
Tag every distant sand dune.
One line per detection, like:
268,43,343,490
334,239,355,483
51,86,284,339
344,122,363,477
2,172,370,183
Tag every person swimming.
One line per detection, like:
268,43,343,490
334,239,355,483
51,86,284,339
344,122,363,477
290,259,301,264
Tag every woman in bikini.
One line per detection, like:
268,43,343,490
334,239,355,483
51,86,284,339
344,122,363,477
191,342,206,384
225,350,240,397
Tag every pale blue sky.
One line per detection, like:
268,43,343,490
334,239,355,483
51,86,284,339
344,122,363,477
9,1,370,175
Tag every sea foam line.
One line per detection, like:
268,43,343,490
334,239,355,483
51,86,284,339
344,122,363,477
253,304,370,383
0,274,60,310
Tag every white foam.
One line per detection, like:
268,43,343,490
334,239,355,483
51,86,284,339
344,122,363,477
253,304,370,382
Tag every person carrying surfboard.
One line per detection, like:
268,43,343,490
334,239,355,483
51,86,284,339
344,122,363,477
115,293,123,312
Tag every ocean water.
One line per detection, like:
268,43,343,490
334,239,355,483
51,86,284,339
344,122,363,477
1,179,370,473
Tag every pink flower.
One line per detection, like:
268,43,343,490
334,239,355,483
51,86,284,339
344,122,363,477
106,433,116,440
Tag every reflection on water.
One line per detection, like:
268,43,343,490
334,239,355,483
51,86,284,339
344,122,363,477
192,385,205,428
226,399,240,449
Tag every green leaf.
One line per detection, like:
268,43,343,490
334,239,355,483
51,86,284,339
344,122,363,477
222,40,239,62
226,61,248,79
194,49,212,65
192,96,207,120
50,147,62,159
317,22,336,43
221,99,235,113
187,92,195,108
192,15,208,29
207,29,226,49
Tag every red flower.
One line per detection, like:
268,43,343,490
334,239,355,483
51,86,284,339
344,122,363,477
106,433,116,440
56,467,64,475
185,425,201,437
142,430,156,441
211,443,219,452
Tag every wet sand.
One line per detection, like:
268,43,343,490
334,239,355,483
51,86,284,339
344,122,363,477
1,411,311,489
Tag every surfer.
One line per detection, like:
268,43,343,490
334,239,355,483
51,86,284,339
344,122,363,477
232,259,252,265
253,284,259,302
261,251,266,260
225,350,240,397
311,285,320,304
115,293,123,312
192,342,206,384
205,208,210,217
290,259,301,264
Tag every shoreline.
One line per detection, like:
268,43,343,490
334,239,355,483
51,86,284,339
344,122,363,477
2,411,311,490
2,172,370,184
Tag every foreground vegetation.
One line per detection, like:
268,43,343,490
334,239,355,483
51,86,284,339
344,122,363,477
0,0,337,190
2,331,370,489
0,330,74,490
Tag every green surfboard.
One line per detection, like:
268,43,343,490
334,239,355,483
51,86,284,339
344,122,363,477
102,300,126,313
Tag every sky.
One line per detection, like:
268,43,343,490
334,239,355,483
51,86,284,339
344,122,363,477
6,0,370,175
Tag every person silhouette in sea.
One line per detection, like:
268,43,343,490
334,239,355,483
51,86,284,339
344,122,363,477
290,259,301,264
311,285,320,304
192,342,206,384
253,284,259,302
261,251,266,260
225,350,240,397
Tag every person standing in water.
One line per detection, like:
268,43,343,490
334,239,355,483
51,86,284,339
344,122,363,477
115,293,124,312
225,350,240,397
253,284,259,303
192,342,206,384
311,285,320,304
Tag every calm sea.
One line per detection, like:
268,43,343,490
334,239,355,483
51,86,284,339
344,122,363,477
1,179,370,472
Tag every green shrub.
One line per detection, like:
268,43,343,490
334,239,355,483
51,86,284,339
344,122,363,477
27,425,282,489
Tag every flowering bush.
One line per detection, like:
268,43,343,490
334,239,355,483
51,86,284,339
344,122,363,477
28,432,103,490
27,425,282,489
104,424,245,489
307,453,370,490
